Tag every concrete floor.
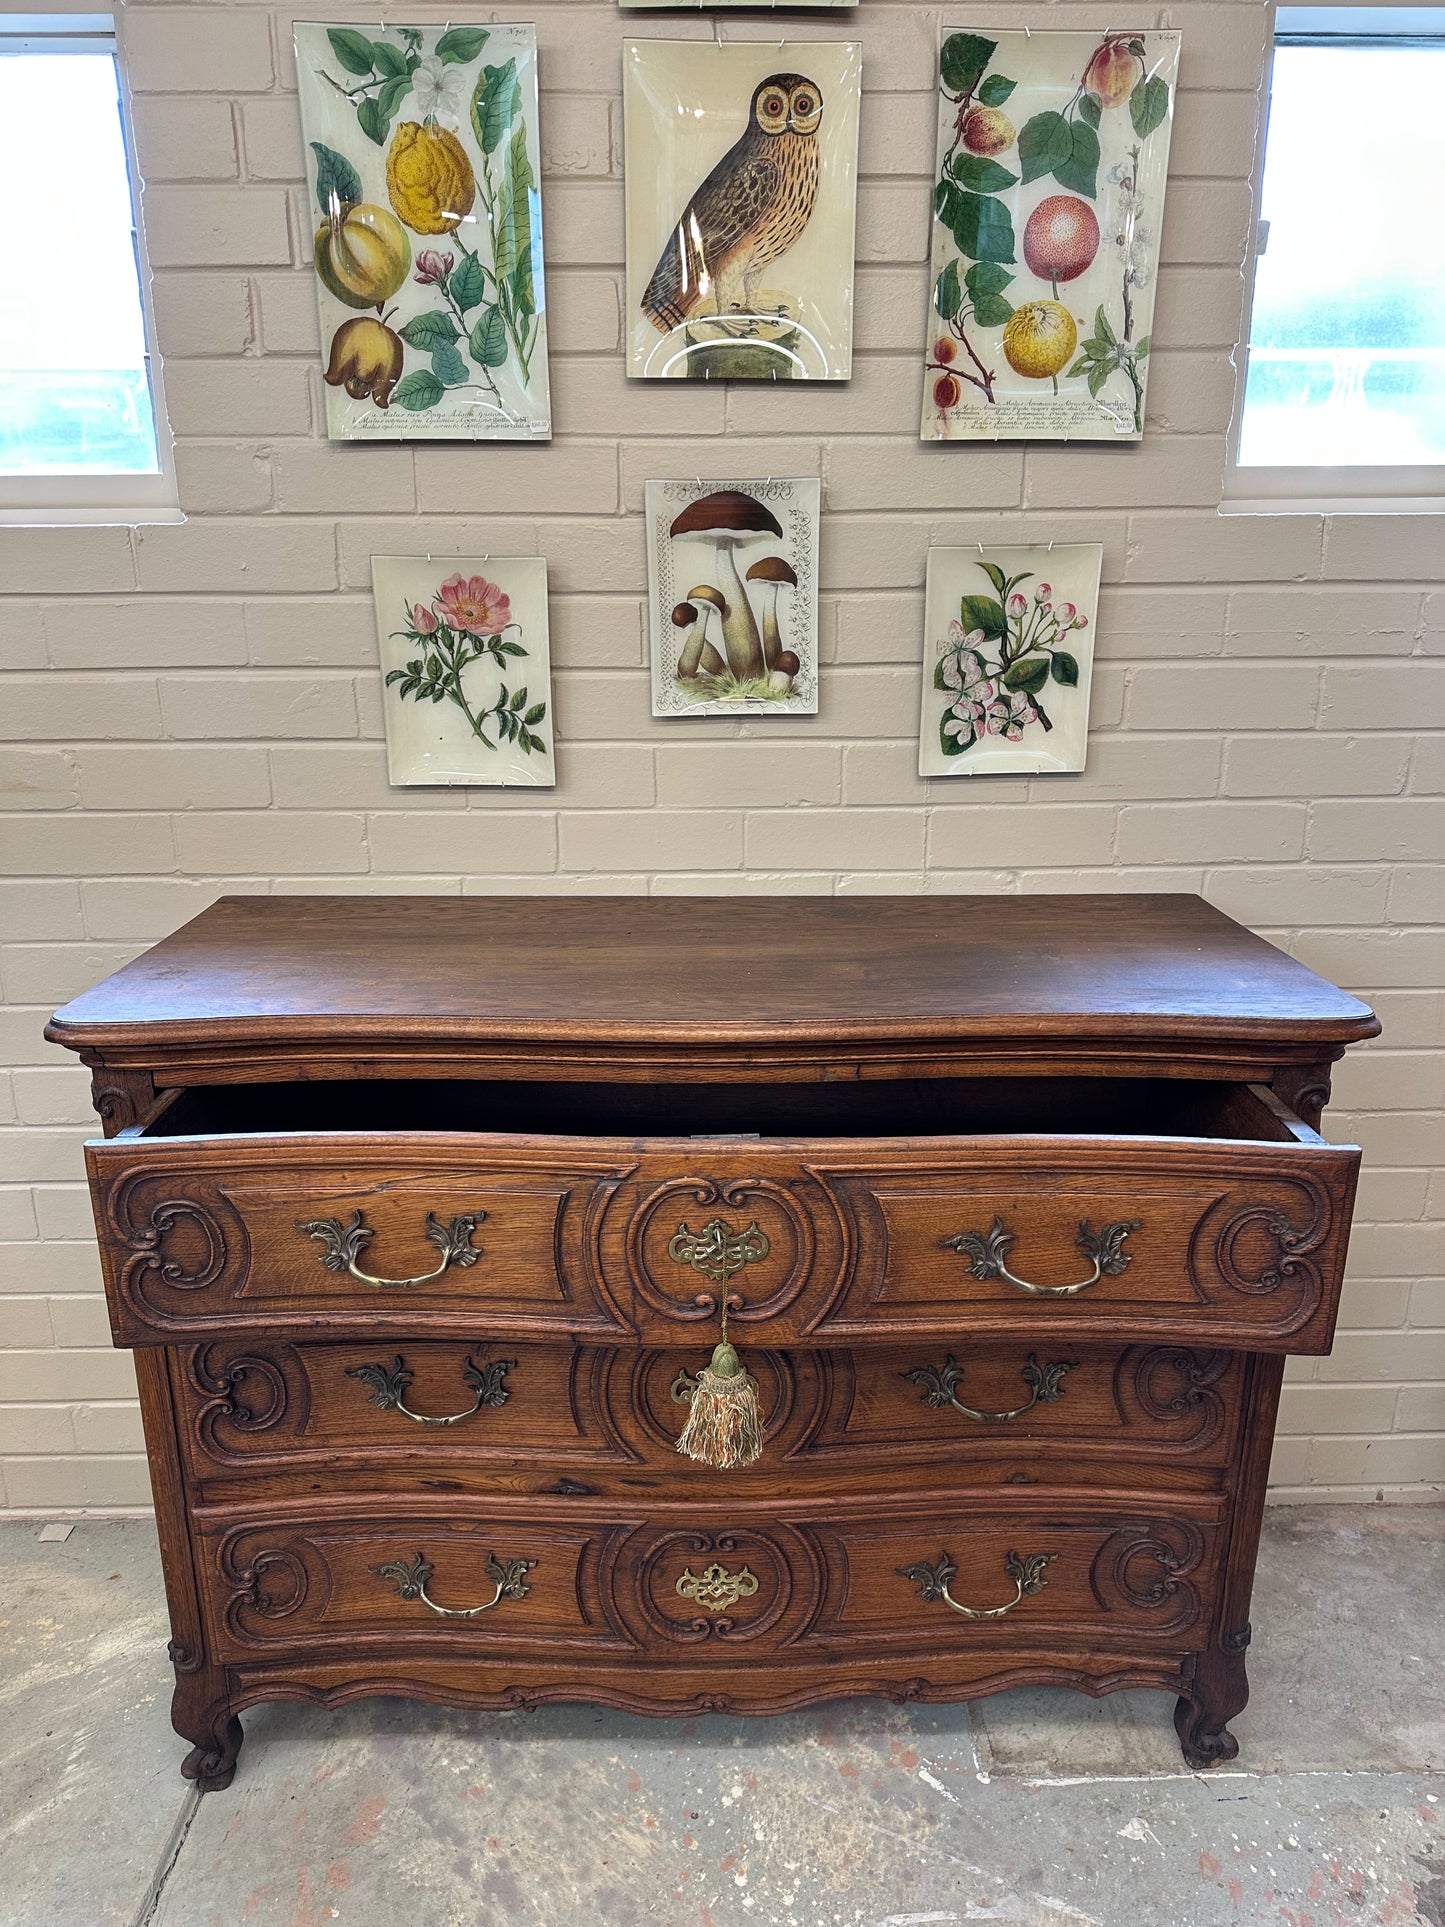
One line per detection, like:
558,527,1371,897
1,1510,1441,1927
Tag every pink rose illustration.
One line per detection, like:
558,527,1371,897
436,573,512,637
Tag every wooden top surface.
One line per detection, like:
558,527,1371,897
47,894,1378,1055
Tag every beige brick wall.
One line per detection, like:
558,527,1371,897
0,0,1440,1511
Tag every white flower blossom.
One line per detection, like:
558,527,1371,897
412,54,467,123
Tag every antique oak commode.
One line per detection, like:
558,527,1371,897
47,895,1377,1789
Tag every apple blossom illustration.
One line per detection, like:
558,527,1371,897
933,561,1088,758
385,571,549,754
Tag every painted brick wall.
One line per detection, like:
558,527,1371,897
0,0,1441,1511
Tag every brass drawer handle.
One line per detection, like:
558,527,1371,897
372,1550,535,1619
296,1209,485,1290
905,1351,1077,1423
941,1215,1140,1298
899,1549,1056,1621
346,1353,513,1426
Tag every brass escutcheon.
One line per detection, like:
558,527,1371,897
668,1217,770,1291
675,1560,760,1613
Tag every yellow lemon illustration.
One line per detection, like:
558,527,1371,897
313,202,410,309
385,123,477,235
1002,300,1079,380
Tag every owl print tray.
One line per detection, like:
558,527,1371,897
623,41,861,382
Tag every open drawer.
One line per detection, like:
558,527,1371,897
86,1074,1360,1352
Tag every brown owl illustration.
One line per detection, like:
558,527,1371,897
641,73,824,334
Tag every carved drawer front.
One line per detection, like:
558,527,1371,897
804,1141,1359,1354
174,1339,1244,1491
196,1512,633,1663
801,1503,1225,1655
196,1499,1224,1667
89,1119,1357,1354
86,1139,637,1345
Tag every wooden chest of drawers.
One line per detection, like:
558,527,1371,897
47,894,1378,1789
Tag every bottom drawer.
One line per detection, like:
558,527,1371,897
196,1498,1225,1665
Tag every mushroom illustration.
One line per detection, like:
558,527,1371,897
768,649,801,698
669,491,782,683
681,584,727,677
744,555,797,669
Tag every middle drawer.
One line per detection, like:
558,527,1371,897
173,1337,1246,1497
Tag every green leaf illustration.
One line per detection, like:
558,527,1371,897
934,260,962,322
356,97,388,146
435,26,489,65
1087,363,1110,398
1018,110,1072,185
371,39,408,79
494,123,535,289
398,311,459,349
1130,74,1169,140
510,253,535,321
1078,93,1102,130
940,33,997,96
431,340,469,386
945,187,1015,265
449,252,486,314
1050,652,1080,686
951,153,1019,194
964,260,1013,299
1055,118,1100,198
523,702,546,726
1095,306,1118,348
1134,333,1151,360
326,28,375,75
470,306,509,367
310,142,361,217
971,292,1013,328
959,593,1007,640
979,561,1010,597
978,73,1016,107
375,74,411,120
1003,657,1050,694
392,370,446,411
472,57,520,156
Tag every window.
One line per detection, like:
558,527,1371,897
0,12,176,521
1227,5,1445,510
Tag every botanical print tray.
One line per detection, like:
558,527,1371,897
372,555,555,786
296,21,550,440
624,41,861,382
918,543,1102,775
921,29,1178,441
646,479,820,716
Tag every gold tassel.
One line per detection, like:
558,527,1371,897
675,1309,764,1469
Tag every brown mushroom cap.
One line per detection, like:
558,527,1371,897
773,651,801,676
671,602,697,626
670,490,783,541
746,555,797,586
687,584,727,613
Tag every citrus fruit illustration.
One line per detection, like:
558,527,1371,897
1022,195,1101,284
385,123,477,235
1002,301,1078,379
324,316,404,407
313,203,410,309
961,105,1015,155
1084,37,1145,108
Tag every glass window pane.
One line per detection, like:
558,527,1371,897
1238,41,1445,467
0,50,161,476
